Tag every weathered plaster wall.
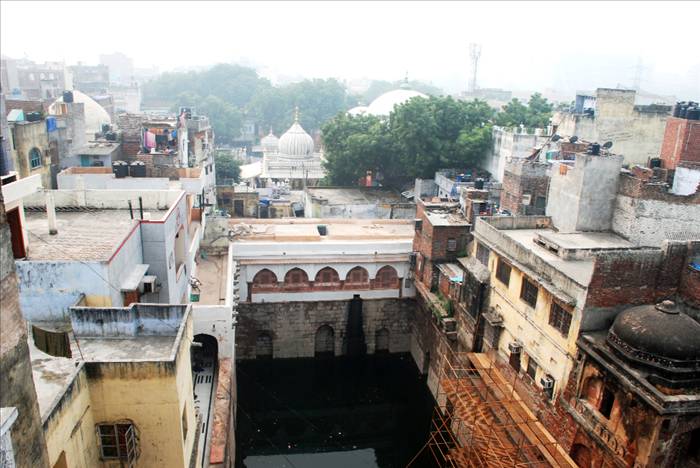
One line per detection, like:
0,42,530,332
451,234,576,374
235,298,413,359
546,155,623,233
483,127,551,182
0,197,50,467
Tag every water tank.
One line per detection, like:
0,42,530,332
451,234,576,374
129,161,146,177
62,91,74,103
679,106,688,118
673,103,681,118
687,107,700,121
101,124,111,134
105,132,117,141
474,178,485,190
26,112,41,122
112,161,128,178
589,143,601,156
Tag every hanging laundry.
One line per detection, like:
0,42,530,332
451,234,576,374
145,130,157,149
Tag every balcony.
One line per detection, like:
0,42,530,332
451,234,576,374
416,280,457,340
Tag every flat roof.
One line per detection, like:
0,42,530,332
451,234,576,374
306,187,405,204
425,210,471,227
23,209,164,261
77,336,176,361
76,143,120,156
499,229,632,285
31,349,82,422
229,218,414,242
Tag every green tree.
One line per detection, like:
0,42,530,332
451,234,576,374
322,96,492,186
214,150,241,184
495,93,553,128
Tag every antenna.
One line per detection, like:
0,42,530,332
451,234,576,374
468,43,482,93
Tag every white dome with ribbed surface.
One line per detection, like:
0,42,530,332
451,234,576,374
367,89,427,116
260,130,279,151
279,120,314,158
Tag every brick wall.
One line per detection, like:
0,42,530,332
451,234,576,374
235,298,414,359
586,241,699,308
618,173,700,203
501,162,549,215
660,117,700,169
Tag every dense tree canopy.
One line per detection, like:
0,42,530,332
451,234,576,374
144,64,355,143
321,96,493,186
214,150,241,185
494,93,554,128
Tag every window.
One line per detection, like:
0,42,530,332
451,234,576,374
526,356,538,381
97,423,137,461
346,266,369,285
29,147,42,169
520,277,538,308
476,242,490,266
599,386,615,419
375,266,399,288
314,267,340,285
509,348,521,371
549,302,573,337
495,258,511,286
447,238,457,252
181,406,188,442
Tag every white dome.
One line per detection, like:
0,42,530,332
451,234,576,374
260,129,279,151
348,106,369,116
279,119,314,158
49,90,111,138
367,89,427,116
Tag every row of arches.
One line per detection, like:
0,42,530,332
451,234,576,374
254,326,391,358
251,266,400,293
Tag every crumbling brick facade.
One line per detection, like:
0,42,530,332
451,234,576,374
500,160,549,215
660,116,700,170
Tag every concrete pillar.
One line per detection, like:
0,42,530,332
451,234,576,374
46,191,58,235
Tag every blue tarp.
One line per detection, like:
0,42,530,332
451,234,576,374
46,117,57,132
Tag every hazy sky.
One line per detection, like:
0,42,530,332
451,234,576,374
2,1,699,99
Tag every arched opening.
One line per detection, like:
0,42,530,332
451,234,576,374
29,147,42,169
682,427,700,465
314,325,335,357
314,267,340,289
345,266,369,289
374,265,399,289
570,444,592,468
283,268,309,291
191,334,218,465
256,332,273,359
581,376,603,407
375,328,390,353
251,269,278,292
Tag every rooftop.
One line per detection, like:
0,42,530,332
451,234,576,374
228,218,414,242
305,187,406,204
30,347,83,422
75,142,121,156
499,229,633,285
23,209,161,261
425,210,471,227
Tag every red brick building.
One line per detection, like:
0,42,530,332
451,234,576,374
660,116,700,170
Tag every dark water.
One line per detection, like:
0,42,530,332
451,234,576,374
235,354,438,468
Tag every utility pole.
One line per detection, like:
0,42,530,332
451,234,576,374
468,43,482,94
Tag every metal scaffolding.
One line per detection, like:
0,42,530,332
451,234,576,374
426,351,577,467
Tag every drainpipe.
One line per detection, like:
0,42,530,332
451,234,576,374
46,191,58,235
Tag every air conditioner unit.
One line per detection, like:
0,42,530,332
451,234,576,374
540,376,555,389
521,194,532,206
508,342,522,353
409,252,417,267
139,275,159,294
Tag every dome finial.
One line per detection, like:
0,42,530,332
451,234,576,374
400,72,411,90
294,106,300,123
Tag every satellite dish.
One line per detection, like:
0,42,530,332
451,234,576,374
569,136,578,143
602,141,613,149
551,134,561,142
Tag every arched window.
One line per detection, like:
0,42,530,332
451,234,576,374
29,147,42,169
256,332,272,359
345,266,369,288
283,268,309,290
374,265,399,289
314,325,334,357
314,267,340,287
570,444,592,468
252,269,278,292
375,328,390,353
581,377,603,407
